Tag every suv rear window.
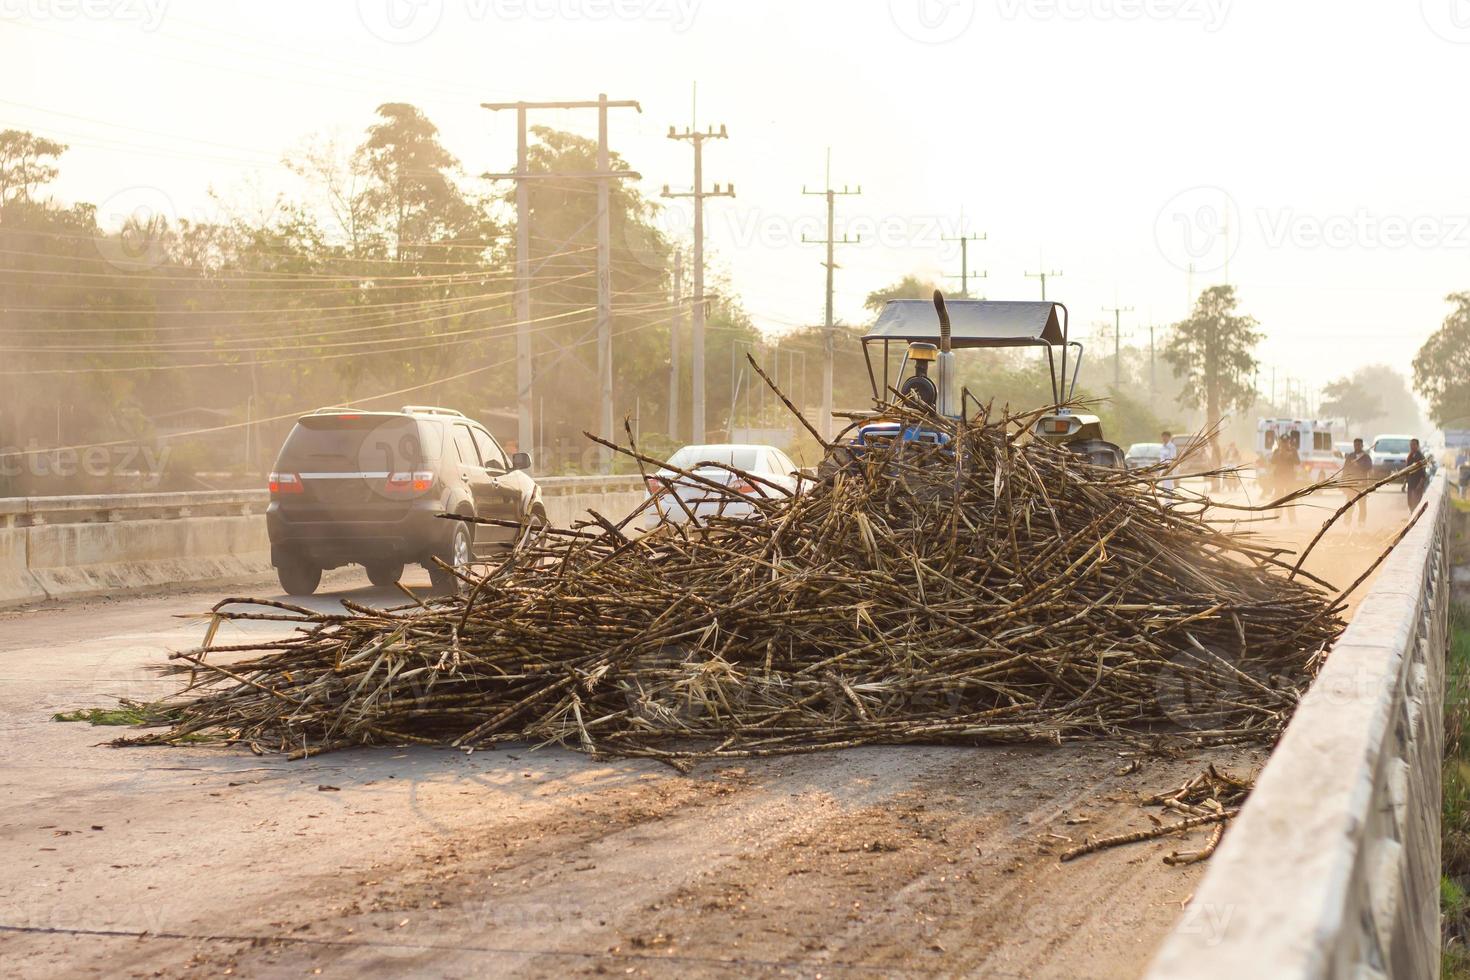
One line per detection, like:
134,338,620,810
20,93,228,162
277,416,443,473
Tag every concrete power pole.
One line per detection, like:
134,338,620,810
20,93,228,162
663,123,732,445
1026,266,1064,301
481,96,640,471
1101,304,1134,390
942,230,987,298
1148,322,1157,398
668,248,683,440
802,152,861,441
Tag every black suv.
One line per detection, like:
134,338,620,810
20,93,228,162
266,406,543,595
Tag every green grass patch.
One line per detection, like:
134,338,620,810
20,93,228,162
51,706,148,726
1446,604,1470,964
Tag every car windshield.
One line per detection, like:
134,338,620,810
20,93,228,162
277,416,443,472
1373,438,1411,454
1127,443,1162,457
665,446,762,471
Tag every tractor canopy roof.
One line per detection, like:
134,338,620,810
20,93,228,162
864,299,1067,348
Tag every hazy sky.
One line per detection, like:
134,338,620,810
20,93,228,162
4,0,1468,405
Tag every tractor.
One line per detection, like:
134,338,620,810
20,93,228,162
836,290,1124,468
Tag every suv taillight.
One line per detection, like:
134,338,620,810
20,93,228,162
385,470,435,495
645,476,667,496
268,472,303,495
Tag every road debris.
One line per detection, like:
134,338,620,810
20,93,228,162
1060,765,1251,863
118,398,1344,767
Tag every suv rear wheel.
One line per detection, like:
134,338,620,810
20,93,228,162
365,561,404,588
515,503,549,550
427,522,472,594
276,558,321,597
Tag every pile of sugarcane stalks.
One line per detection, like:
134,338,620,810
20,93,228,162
119,390,1348,767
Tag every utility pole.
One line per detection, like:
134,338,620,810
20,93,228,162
942,229,987,298
802,150,861,441
1101,304,1134,390
1025,266,1064,301
481,96,641,471
663,120,733,445
668,248,683,440
1148,322,1157,398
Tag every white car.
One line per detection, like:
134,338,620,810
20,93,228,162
642,443,805,529
1124,442,1163,470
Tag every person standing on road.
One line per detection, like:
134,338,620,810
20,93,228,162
1158,431,1179,492
1271,431,1302,524
1342,438,1373,527
1405,438,1428,510
1223,441,1243,488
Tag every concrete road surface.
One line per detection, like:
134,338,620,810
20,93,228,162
0,487,1418,978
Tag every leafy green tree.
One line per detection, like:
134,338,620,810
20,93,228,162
1163,285,1261,444
1414,293,1470,427
360,104,491,262
1351,364,1428,436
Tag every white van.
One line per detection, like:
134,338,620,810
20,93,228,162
1255,418,1340,483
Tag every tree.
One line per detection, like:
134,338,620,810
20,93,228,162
1352,364,1428,436
1414,293,1470,427
864,274,941,313
1163,284,1261,444
284,134,375,258
0,130,66,205
1319,376,1382,435
359,103,490,262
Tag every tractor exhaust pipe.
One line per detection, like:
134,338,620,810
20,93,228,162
932,290,958,418
933,289,951,353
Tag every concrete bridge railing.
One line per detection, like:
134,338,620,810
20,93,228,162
1149,479,1450,979
0,476,647,607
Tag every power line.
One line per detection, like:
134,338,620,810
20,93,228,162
2,271,668,357
1,297,682,375
0,305,699,463
0,268,595,331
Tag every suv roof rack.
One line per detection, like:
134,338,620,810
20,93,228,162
400,405,466,418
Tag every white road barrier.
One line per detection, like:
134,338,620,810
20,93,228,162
0,476,647,606
1148,479,1450,979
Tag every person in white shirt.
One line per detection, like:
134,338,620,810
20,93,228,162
1158,430,1179,491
